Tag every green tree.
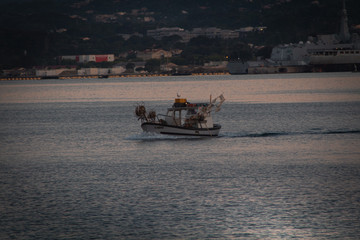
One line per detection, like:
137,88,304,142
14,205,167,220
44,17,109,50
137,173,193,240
145,59,160,73
126,62,135,72
228,42,253,61
159,35,183,50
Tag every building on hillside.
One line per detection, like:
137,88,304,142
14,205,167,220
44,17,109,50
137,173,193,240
236,26,267,37
192,28,239,39
204,61,228,67
95,14,118,23
160,63,179,72
61,54,115,63
137,49,173,60
118,32,143,40
147,27,239,42
171,49,183,56
147,27,187,41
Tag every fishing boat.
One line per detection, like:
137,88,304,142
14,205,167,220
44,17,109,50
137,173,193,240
135,94,225,136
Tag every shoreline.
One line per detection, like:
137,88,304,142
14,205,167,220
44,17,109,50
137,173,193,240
0,72,230,81
1,70,358,81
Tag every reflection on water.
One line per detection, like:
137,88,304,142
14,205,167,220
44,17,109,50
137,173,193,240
1,72,360,239
1,72,360,104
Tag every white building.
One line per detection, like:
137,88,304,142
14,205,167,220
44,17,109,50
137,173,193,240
147,27,186,40
137,49,173,60
77,66,125,76
36,67,76,77
61,54,115,63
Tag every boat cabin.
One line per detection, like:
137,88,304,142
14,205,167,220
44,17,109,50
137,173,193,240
162,98,214,129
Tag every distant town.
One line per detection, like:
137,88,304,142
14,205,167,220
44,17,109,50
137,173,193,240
0,26,267,80
0,0,359,80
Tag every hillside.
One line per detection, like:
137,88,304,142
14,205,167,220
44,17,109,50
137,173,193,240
0,0,359,68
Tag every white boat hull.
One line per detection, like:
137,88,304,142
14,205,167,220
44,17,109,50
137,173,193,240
141,122,221,136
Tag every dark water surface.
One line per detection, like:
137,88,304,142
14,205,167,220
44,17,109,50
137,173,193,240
1,73,360,239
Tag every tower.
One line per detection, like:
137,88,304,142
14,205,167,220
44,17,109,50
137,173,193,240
339,0,350,42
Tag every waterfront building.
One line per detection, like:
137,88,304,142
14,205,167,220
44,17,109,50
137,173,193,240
227,0,360,74
61,54,115,63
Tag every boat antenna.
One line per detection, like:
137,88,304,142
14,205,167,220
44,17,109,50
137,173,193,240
215,94,225,112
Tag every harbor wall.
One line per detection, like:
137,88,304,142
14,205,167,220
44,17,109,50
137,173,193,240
0,72,230,81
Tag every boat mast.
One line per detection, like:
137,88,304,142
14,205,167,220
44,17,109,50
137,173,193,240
339,0,350,42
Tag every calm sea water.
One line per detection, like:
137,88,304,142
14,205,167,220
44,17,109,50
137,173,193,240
1,72,360,239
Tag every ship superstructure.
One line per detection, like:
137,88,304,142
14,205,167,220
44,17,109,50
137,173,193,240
228,0,360,74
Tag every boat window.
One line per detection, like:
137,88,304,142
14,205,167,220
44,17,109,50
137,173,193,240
174,110,180,119
167,110,173,116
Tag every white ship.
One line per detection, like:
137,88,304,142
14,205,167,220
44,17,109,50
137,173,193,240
135,94,225,136
227,0,360,74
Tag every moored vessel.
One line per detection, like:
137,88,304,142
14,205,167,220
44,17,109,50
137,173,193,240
227,0,360,74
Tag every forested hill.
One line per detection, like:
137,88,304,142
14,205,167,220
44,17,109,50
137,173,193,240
1,0,360,68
